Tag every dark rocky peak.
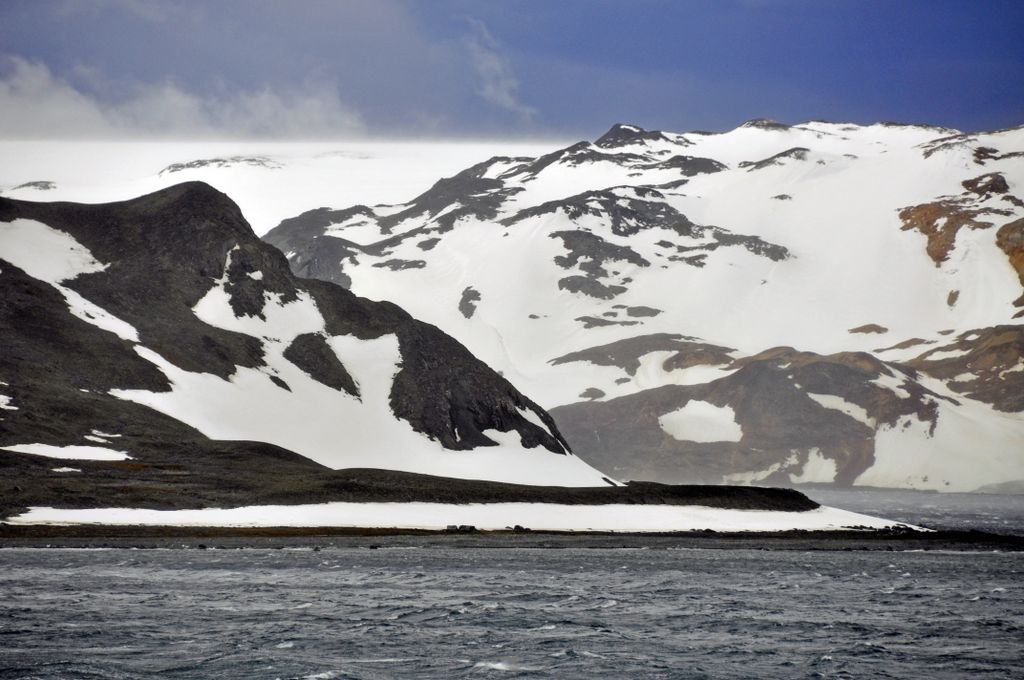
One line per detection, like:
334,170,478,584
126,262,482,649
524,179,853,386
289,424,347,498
8,180,57,192
502,186,789,264
740,118,790,131
159,156,281,175
594,123,689,149
263,205,377,258
738,147,810,171
2,186,577,463
503,187,697,238
0,182,296,378
1,181,272,283
265,157,526,275
517,142,649,179
646,154,727,176
374,158,522,233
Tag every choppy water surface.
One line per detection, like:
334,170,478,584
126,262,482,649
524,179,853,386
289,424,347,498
1,545,1021,679
802,488,1024,535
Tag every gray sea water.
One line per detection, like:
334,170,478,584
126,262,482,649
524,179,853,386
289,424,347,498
1,543,1022,679
801,488,1024,536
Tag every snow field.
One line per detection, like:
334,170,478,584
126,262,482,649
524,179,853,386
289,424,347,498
111,249,612,487
1,443,132,461
5,502,908,533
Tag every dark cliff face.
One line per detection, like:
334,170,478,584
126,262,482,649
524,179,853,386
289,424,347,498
0,182,575,517
550,347,948,487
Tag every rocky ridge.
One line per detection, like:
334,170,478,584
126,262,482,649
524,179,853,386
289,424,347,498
0,183,628,519
263,119,1024,492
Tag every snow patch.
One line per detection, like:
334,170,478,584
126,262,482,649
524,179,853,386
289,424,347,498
0,219,139,342
0,218,106,281
871,371,911,399
658,401,743,442
516,406,555,440
482,428,524,448
806,393,876,428
1,443,131,461
193,249,324,342
5,502,906,532
789,449,838,484
111,337,610,487
857,379,1024,492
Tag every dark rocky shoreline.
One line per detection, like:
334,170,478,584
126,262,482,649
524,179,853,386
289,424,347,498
2,525,1021,552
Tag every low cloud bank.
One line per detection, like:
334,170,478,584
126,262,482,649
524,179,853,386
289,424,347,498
0,57,365,140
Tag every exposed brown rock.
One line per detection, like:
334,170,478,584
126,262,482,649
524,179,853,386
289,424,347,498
875,338,931,352
899,175,1018,267
947,290,960,307
574,315,640,329
661,345,735,371
898,199,1000,264
554,347,945,487
906,325,1024,412
973,146,1000,164
962,172,1009,197
848,323,888,334
550,333,734,376
996,217,1024,307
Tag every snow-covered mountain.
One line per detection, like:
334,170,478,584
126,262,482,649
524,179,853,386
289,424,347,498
1,182,639,518
263,120,1024,492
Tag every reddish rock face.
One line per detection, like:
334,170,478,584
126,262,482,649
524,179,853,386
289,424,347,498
996,218,1024,312
907,326,1024,413
895,169,1024,319
899,199,1004,264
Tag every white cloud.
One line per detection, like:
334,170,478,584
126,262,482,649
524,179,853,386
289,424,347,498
464,19,536,121
0,57,365,139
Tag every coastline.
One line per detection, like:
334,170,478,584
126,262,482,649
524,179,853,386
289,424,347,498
2,524,1021,552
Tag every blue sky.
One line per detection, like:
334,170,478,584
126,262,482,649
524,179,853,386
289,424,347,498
1,0,1022,139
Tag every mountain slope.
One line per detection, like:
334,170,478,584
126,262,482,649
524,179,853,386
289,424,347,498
264,120,1024,491
0,182,619,521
